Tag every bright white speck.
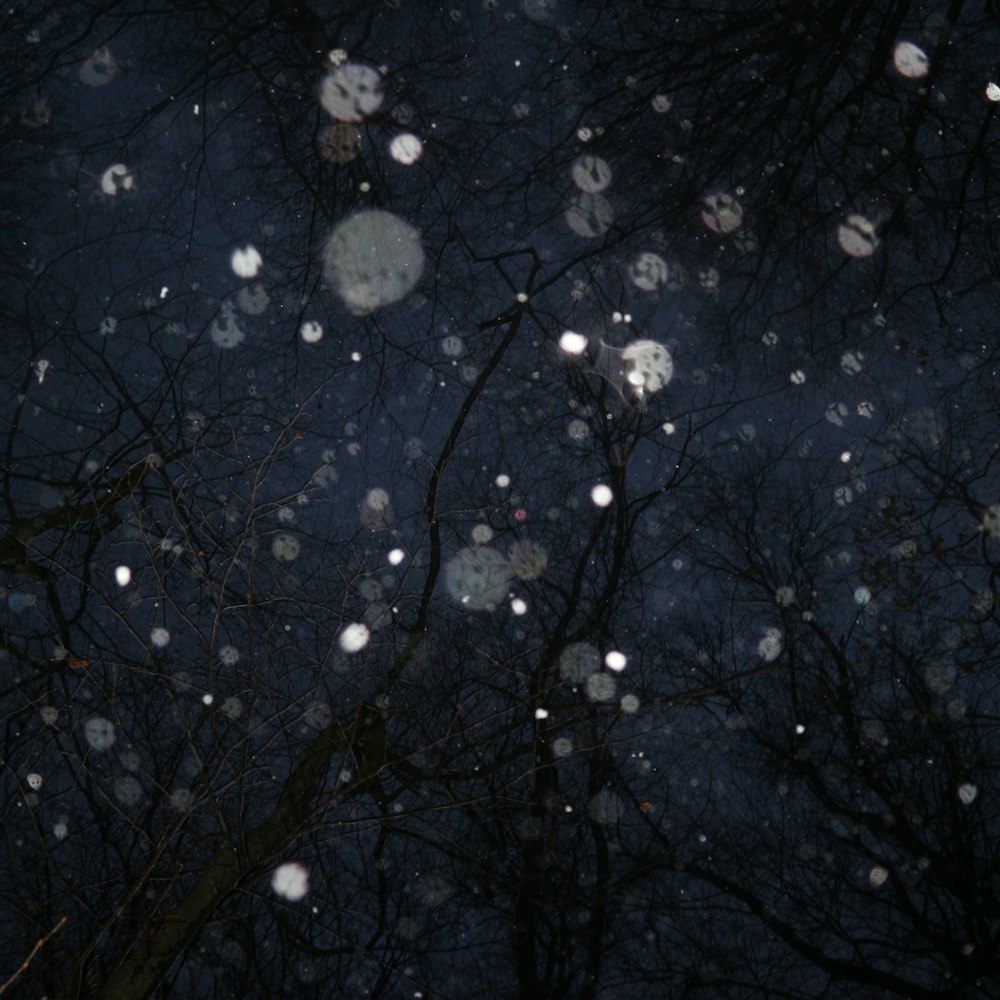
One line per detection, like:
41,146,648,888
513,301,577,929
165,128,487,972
987,82,1000,102
790,370,806,384
869,866,889,887
351,351,362,362
534,708,549,720
840,452,851,462
590,484,613,507
559,330,588,355
495,473,511,488
26,773,43,790
854,586,871,606
516,293,528,303
202,694,214,706
231,246,263,279
389,133,423,164
114,566,131,586
662,421,676,435
511,597,528,615
388,548,405,566
271,862,310,901
150,627,171,648
795,724,805,734
605,651,627,671
339,623,370,653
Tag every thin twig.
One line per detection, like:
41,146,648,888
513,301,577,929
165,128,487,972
0,915,68,995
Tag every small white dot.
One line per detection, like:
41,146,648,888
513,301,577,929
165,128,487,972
114,565,131,586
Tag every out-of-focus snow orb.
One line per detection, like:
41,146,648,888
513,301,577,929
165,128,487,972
622,340,673,393
271,861,310,901
150,627,171,648
957,783,978,805
113,776,143,806
837,214,878,257
471,523,494,545
620,693,640,713
300,321,323,344
318,123,361,163
445,547,512,611
559,330,588,355
559,642,600,682
628,252,669,291
390,133,423,165
303,701,333,730
565,192,613,238
100,164,135,196
924,661,956,693
987,82,1000,103
441,334,464,357
231,245,263,278
757,627,783,662
271,533,301,562
571,154,612,194
605,650,627,671
981,503,1000,539
701,192,743,234
80,46,119,86
508,540,548,580
114,565,131,586
320,63,383,122
586,672,616,702
324,210,425,314
210,308,245,349
588,789,623,825
219,645,240,667
220,697,244,720
171,789,195,812
360,487,394,530
591,483,613,507
237,283,269,316
338,622,371,653
869,865,889,887
85,717,117,751
893,41,929,79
